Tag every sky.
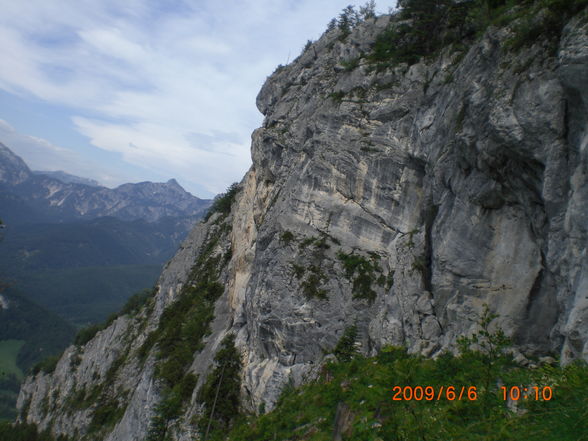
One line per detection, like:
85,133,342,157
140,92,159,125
0,0,388,198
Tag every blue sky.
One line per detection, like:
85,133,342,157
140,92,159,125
0,0,388,198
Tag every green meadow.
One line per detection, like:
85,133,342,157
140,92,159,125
0,340,24,422
0,340,24,380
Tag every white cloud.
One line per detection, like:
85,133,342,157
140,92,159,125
0,0,382,195
0,119,130,187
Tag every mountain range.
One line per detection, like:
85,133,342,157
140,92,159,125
0,142,212,325
0,143,212,420
0,143,210,225
31,170,99,187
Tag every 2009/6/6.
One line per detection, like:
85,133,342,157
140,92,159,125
392,386,478,401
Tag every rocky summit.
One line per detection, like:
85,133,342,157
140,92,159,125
16,4,588,441
0,143,210,224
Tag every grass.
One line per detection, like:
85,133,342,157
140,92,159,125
0,340,25,422
0,340,24,380
218,348,588,441
144,221,232,440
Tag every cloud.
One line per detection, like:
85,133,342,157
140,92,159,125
73,116,250,194
0,119,130,187
0,0,378,196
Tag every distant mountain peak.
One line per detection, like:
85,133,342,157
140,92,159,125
0,143,211,223
0,141,31,185
32,170,100,187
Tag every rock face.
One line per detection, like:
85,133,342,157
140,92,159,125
17,9,588,441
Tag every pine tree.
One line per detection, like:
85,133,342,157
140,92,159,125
333,325,359,362
360,0,377,20
198,334,242,437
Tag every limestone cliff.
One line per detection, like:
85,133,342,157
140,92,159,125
16,7,588,441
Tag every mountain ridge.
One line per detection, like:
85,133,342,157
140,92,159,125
32,170,99,187
0,145,212,326
0,142,210,224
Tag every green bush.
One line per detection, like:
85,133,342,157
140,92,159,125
290,263,305,279
337,251,382,302
119,288,155,316
155,280,221,385
328,91,345,103
370,0,473,66
74,324,103,346
337,5,360,40
280,231,295,245
147,225,228,386
88,397,126,433
367,0,588,67
506,0,588,51
298,236,316,249
204,183,240,221
147,372,198,441
331,3,376,41
294,235,331,300
301,269,328,300
411,254,427,273
31,354,61,375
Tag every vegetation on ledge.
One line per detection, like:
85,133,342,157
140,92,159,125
0,422,71,441
337,251,384,302
204,182,241,222
213,309,588,441
145,221,232,441
197,334,242,438
368,0,588,68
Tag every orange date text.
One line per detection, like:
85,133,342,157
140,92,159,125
392,386,478,401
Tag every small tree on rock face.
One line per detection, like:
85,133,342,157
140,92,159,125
204,182,240,221
327,17,338,32
198,334,242,437
457,304,513,393
328,2,378,38
360,0,377,19
334,325,359,362
338,5,359,37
